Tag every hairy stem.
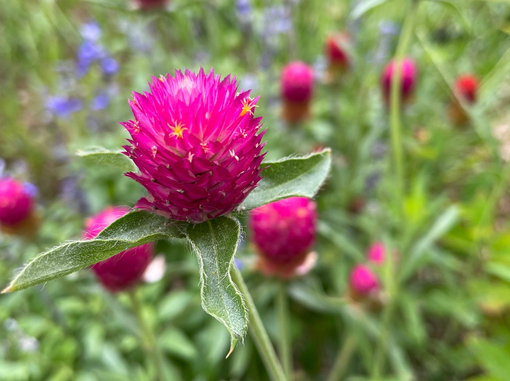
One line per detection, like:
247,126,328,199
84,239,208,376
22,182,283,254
277,282,293,380
231,267,288,381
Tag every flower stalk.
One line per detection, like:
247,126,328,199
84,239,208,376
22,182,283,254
277,282,292,380
231,267,288,381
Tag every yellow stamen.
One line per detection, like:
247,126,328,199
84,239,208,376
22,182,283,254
168,121,188,139
240,97,258,117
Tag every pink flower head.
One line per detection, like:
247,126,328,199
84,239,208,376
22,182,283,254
350,264,379,296
281,62,315,103
367,242,385,265
249,197,317,265
0,178,34,227
84,206,154,292
134,0,169,9
381,58,417,103
326,33,350,69
122,69,266,223
455,74,478,104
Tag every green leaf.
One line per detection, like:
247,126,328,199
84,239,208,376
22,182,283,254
239,148,332,211
400,206,459,281
185,217,247,356
350,0,388,19
3,211,185,293
76,146,137,173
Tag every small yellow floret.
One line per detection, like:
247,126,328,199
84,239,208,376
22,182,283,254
168,121,188,139
240,97,258,117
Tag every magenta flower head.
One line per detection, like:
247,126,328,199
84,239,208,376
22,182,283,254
84,206,154,292
281,62,315,103
280,62,314,123
367,242,385,265
121,69,266,223
381,57,417,104
349,264,379,297
249,197,317,278
0,178,34,227
0,178,39,238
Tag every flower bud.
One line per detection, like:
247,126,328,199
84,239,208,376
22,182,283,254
325,33,350,78
249,197,317,278
134,0,169,9
381,57,417,105
367,242,385,265
0,178,38,238
121,69,266,223
449,74,479,126
280,62,314,123
349,264,379,297
84,206,154,292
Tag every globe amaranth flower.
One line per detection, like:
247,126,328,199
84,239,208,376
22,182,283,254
449,74,479,126
84,206,154,292
122,68,266,223
0,178,39,237
349,264,379,298
249,197,317,278
381,57,417,105
134,0,169,9
367,242,385,265
325,33,350,78
281,61,315,123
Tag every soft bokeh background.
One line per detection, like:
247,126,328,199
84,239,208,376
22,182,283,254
2,0,510,380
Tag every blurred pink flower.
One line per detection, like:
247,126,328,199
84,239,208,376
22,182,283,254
0,178,34,227
249,197,317,278
350,264,379,296
84,206,154,292
367,242,385,265
381,57,417,104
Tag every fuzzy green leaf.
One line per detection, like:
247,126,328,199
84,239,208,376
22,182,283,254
76,146,137,173
3,211,185,293
239,148,332,211
185,217,247,356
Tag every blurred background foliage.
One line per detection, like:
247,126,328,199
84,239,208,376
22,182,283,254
2,0,510,380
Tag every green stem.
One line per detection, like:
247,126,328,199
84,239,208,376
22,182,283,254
128,289,165,381
390,0,417,221
326,335,357,381
277,283,293,380
231,268,288,381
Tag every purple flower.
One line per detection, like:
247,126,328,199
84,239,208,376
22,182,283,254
22,183,39,198
46,96,83,118
80,21,102,41
91,93,110,111
76,40,105,77
101,57,119,76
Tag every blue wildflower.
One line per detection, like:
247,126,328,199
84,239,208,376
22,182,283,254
91,93,110,111
76,40,105,76
46,96,83,118
100,57,119,76
22,183,39,198
80,20,102,41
